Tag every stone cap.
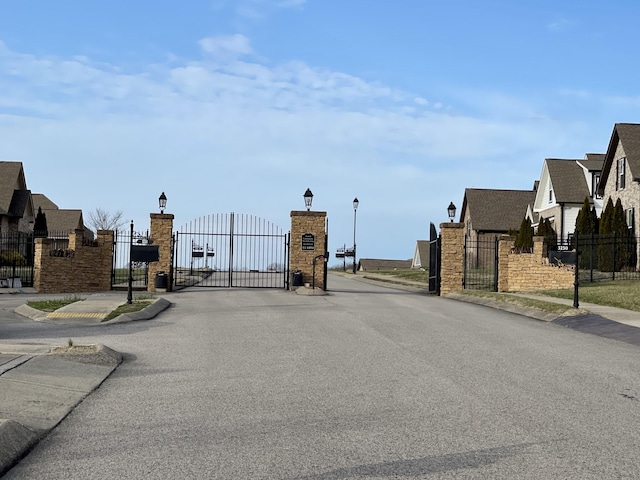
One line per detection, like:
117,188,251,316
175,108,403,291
290,211,327,217
150,213,175,220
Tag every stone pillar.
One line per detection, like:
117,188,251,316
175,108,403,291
497,235,515,292
290,210,327,290
439,222,465,295
148,213,174,292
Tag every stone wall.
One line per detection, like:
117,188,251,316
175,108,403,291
497,236,574,292
33,230,113,293
290,210,327,290
148,213,174,292
439,222,464,295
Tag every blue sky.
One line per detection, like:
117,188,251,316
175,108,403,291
1,1,639,261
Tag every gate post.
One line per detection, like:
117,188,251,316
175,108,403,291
439,222,465,295
148,213,175,292
290,210,327,290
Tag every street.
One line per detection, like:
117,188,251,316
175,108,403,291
3,274,640,479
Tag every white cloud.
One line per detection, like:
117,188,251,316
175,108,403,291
199,34,253,58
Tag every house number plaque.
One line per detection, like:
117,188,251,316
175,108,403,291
301,233,316,251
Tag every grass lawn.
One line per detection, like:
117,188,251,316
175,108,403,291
355,269,640,312
28,296,84,312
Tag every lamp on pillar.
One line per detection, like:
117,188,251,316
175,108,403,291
447,201,456,222
304,188,313,211
159,192,167,214
352,197,359,274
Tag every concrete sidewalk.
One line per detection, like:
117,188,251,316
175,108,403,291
0,343,122,476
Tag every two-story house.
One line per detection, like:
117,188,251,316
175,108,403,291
530,155,604,243
597,123,640,236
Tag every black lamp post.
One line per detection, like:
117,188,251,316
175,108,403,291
159,192,167,214
448,202,456,222
304,188,313,211
352,197,359,274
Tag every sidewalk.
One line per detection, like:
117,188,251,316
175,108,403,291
0,292,172,475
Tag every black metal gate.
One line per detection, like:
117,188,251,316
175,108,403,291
463,235,498,291
428,223,441,294
112,228,151,290
173,213,289,288
0,232,34,287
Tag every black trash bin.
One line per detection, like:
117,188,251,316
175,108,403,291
154,271,168,290
292,271,303,287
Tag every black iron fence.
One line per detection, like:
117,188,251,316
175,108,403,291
463,235,498,291
0,232,34,287
112,228,151,290
574,233,640,283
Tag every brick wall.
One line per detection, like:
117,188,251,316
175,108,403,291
439,222,464,295
33,230,113,293
148,213,174,292
290,210,327,290
498,236,574,292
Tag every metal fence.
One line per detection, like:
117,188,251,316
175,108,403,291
112,228,151,290
463,235,498,291
0,232,34,287
575,233,640,283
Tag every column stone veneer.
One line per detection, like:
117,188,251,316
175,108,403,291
290,210,327,290
148,213,174,292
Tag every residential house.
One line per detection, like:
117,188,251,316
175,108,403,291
460,187,537,269
597,123,640,237
531,156,604,242
411,240,429,269
0,161,34,235
31,194,94,241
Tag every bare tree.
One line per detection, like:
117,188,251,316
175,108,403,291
88,207,126,231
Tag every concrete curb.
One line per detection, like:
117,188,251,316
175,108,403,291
13,304,48,321
444,292,563,323
104,297,172,323
0,343,122,476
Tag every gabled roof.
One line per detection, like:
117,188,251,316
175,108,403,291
412,240,429,268
358,258,412,271
461,188,536,233
32,193,59,211
545,158,591,204
42,209,85,233
0,161,28,216
583,153,605,168
598,123,640,196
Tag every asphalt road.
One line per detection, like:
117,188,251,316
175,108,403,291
3,274,640,479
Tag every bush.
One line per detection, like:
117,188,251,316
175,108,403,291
0,251,27,266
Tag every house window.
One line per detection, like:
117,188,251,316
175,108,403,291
593,174,602,199
627,208,635,233
549,189,553,203
619,157,626,189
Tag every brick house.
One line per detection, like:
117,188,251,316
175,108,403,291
596,123,640,237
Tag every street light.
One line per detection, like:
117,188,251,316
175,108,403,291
447,201,456,222
159,192,167,214
304,188,313,211
353,197,359,274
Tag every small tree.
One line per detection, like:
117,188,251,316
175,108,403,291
537,216,557,251
88,208,126,232
598,198,615,271
514,217,534,251
575,197,597,269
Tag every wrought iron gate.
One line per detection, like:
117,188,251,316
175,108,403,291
463,235,498,291
173,213,289,288
428,223,441,294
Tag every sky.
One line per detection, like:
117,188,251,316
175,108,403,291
2,0,640,262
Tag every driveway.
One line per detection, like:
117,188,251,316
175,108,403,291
4,274,640,479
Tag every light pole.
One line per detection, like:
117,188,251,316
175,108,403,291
352,197,359,273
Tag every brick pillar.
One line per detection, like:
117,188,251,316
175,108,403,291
439,222,465,295
32,237,47,292
290,210,327,290
148,213,174,292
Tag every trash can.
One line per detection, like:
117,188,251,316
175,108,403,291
154,271,168,290
292,270,303,287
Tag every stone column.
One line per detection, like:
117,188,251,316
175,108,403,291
439,222,465,295
497,235,515,292
148,213,174,292
290,210,327,290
